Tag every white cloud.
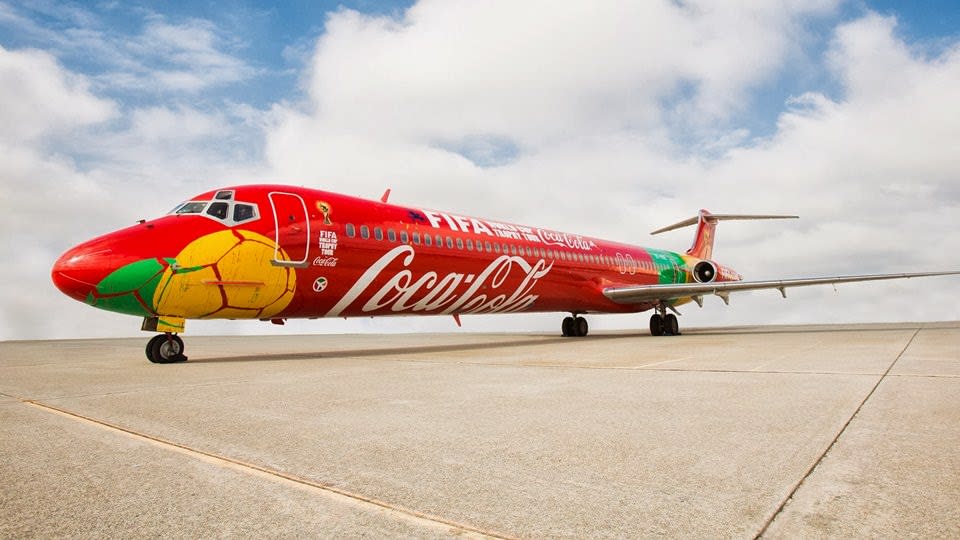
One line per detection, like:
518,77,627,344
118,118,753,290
0,3,258,95
0,45,116,142
287,0,837,149
106,16,257,93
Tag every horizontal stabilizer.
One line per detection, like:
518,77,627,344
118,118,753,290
651,213,798,235
651,210,798,260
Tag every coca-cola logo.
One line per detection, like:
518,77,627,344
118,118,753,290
326,245,553,317
536,229,596,250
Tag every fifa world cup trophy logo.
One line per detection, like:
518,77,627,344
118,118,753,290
316,201,333,225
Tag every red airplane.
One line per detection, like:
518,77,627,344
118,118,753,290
51,185,959,363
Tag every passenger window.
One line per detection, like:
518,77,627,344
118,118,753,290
526,247,533,257
413,232,421,245
494,243,501,253
510,245,517,255
424,234,432,247
233,204,257,223
485,242,492,252
388,229,397,242
346,223,356,237
436,234,443,247
360,225,370,239
374,227,384,241
206,202,229,219
400,231,409,243
456,238,464,250
466,239,473,251
446,237,454,249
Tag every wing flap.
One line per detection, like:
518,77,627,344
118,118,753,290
603,271,960,305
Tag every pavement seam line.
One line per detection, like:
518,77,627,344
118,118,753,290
19,398,515,540
752,327,921,539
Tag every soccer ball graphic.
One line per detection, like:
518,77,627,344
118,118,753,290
152,230,297,319
86,257,175,317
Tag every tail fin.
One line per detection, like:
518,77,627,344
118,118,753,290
651,210,798,260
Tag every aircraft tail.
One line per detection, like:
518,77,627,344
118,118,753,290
651,210,798,260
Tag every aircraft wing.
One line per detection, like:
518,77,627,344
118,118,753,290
602,271,960,306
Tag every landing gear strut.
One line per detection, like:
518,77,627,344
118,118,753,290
146,333,187,363
649,305,680,337
562,315,589,337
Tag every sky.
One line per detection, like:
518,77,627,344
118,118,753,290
1,0,958,340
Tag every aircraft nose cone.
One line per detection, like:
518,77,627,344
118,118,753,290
51,243,113,302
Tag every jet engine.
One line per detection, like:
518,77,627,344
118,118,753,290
693,260,718,283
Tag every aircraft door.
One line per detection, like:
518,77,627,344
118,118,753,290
269,192,310,267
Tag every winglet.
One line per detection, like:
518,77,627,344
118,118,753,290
380,188,391,203
652,210,798,260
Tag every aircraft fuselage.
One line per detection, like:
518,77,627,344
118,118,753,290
52,185,723,330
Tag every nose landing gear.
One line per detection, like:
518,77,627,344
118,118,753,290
146,333,187,363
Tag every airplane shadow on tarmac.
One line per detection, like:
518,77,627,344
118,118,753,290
184,323,940,364
187,334,639,364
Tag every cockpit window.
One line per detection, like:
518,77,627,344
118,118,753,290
233,203,257,223
175,201,207,214
168,193,260,227
206,202,229,219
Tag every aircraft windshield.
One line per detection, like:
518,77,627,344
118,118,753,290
174,201,208,214
168,193,259,226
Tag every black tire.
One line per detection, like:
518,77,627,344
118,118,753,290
150,334,186,364
575,316,588,337
562,316,575,337
664,314,680,336
145,335,165,363
649,314,664,337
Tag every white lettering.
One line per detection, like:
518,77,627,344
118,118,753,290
312,256,339,267
324,245,553,317
452,214,471,232
423,210,444,229
536,229,596,251
470,218,493,236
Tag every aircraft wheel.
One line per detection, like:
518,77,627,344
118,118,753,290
562,316,575,337
649,314,664,337
575,316,589,337
664,314,680,336
145,335,165,363
148,334,187,364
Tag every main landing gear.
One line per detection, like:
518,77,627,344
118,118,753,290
649,304,680,337
562,315,589,337
145,333,188,363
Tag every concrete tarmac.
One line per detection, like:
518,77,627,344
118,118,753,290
1,322,958,538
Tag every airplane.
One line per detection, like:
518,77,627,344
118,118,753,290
51,184,960,363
